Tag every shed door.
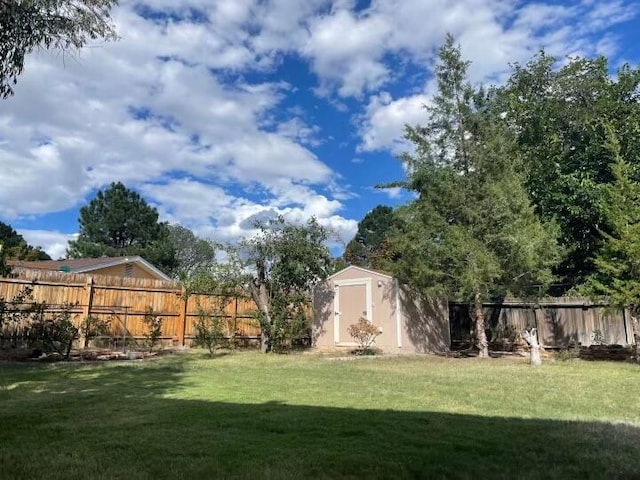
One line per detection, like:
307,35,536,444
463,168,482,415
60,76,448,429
334,279,372,344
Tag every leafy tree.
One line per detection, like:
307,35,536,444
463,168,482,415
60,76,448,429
68,182,177,274
0,243,10,277
0,221,51,261
166,224,217,280
1,0,119,98
242,216,333,353
389,35,560,357
344,205,397,270
504,53,640,288
582,125,640,358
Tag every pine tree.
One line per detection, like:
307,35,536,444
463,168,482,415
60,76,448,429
391,35,560,357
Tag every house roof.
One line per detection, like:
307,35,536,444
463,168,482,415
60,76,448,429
9,256,171,281
328,265,394,281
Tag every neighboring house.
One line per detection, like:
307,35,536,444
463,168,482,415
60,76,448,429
313,265,450,353
8,256,171,282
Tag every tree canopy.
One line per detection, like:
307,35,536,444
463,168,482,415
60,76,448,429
67,182,177,274
388,34,560,356
0,221,51,261
166,224,217,281
241,216,333,353
343,205,396,271
504,53,640,289
1,0,119,98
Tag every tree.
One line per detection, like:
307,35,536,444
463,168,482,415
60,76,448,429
242,216,333,353
344,205,397,270
0,221,51,261
68,182,177,274
1,0,119,98
166,224,217,280
389,35,560,357
504,53,640,289
582,125,640,360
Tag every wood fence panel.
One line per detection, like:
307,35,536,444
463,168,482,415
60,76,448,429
450,298,634,347
0,270,263,346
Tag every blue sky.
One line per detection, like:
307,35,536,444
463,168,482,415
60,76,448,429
1,0,639,259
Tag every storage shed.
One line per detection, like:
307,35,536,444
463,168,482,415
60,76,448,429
313,266,450,353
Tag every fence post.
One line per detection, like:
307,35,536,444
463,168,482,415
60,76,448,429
79,276,94,348
178,287,188,347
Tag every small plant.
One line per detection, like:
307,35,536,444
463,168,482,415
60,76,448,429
554,348,577,362
79,315,111,349
592,329,606,345
142,307,163,351
347,317,381,355
27,303,79,359
193,307,227,356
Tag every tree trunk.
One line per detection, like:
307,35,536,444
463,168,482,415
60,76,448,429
474,292,489,358
249,276,272,353
632,316,639,364
522,328,542,366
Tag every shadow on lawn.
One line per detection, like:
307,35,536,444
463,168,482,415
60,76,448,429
2,358,639,480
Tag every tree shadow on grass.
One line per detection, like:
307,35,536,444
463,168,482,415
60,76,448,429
1,359,639,480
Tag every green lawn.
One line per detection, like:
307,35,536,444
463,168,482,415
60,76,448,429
1,352,639,479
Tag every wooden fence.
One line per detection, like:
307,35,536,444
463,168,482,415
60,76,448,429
0,268,261,347
449,297,636,347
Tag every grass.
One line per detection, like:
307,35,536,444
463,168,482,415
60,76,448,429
1,352,639,479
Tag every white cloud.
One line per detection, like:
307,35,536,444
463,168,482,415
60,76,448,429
18,230,78,260
1,0,637,254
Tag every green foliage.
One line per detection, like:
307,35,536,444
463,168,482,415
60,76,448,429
1,0,119,98
142,307,162,351
504,53,640,287
344,205,397,270
79,315,110,348
581,124,640,326
0,221,51,261
389,35,560,356
347,317,381,354
193,306,227,356
68,182,177,274
27,303,79,359
242,216,333,352
0,243,11,277
167,224,218,280
591,329,605,346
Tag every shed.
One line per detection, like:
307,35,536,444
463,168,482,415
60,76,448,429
313,266,450,353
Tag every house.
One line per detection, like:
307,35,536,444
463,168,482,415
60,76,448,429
313,265,450,353
9,256,171,282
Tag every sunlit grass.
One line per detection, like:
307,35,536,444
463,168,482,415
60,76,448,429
1,351,638,479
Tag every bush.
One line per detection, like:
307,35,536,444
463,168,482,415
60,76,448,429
348,317,381,354
142,307,163,351
193,307,226,356
27,303,79,359
79,315,111,348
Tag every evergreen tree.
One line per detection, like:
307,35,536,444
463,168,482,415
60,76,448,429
68,182,177,273
344,205,396,270
390,35,560,357
582,124,640,351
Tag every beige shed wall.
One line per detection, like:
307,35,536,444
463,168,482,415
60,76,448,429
313,266,449,354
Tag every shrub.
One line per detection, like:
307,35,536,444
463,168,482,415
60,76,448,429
79,315,111,348
348,317,381,354
142,307,163,351
27,303,79,359
193,307,226,356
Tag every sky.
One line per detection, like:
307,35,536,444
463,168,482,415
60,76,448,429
1,0,639,260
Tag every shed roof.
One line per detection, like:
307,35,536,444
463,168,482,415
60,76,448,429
328,265,394,281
